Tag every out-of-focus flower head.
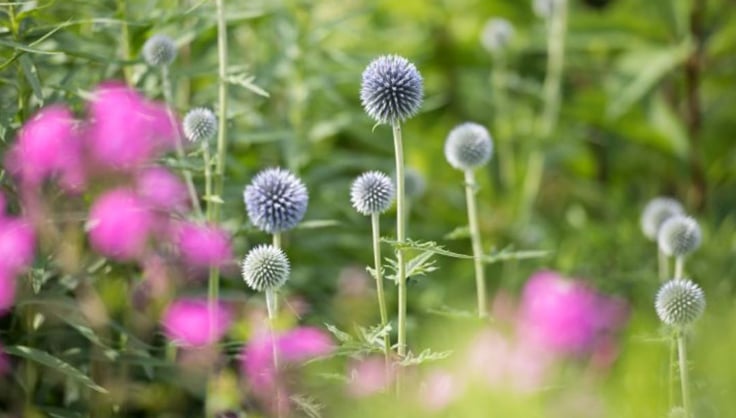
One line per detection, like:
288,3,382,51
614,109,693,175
418,370,463,412
0,217,36,275
346,356,396,398
85,83,178,171
162,298,232,347
5,105,86,191
136,167,189,213
480,18,515,53
87,188,153,261
176,222,233,270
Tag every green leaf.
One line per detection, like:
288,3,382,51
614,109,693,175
19,54,44,102
383,239,549,264
296,219,341,230
225,72,269,97
5,345,108,394
399,348,452,366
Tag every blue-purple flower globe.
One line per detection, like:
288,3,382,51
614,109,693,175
444,122,493,171
360,55,424,125
350,171,395,215
640,197,685,241
142,34,177,67
655,278,705,327
658,215,702,257
183,108,217,143
244,168,309,233
242,244,290,292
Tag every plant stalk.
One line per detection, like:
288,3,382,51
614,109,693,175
464,169,487,317
371,212,391,365
265,288,283,418
675,256,684,279
392,122,408,358
677,332,691,416
659,248,670,282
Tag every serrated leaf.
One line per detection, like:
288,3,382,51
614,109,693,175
19,54,44,102
399,348,452,366
383,238,549,264
5,345,107,393
225,73,269,97
324,324,352,344
444,226,470,240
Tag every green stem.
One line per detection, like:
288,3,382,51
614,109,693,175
659,248,670,282
491,51,515,191
677,332,691,417
161,65,203,217
675,256,684,279
392,122,407,358
669,336,676,409
213,0,229,222
371,213,392,365
464,170,487,318
203,142,213,220
265,288,283,418
116,0,132,84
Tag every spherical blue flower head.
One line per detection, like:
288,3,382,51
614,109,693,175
658,215,702,257
655,278,705,328
444,122,493,171
360,55,424,125
244,168,309,233
402,168,426,200
351,171,395,215
183,108,217,143
641,197,685,241
242,244,290,292
142,34,177,67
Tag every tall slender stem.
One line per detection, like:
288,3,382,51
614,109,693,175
213,0,229,222
116,0,132,84
491,51,515,192
161,65,202,217
464,170,487,317
392,122,407,357
675,256,684,279
203,143,213,220
677,332,691,416
265,288,283,418
659,248,670,282
371,213,391,365
669,337,676,409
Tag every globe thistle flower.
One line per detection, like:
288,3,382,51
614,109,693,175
242,245,290,292
350,171,395,216
142,34,177,67
444,122,494,171
243,168,309,234
655,278,705,328
480,18,514,53
658,216,702,257
533,0,562,19
183,108,217,143
640,197,685,241
404,168,426,200
360,55,424,125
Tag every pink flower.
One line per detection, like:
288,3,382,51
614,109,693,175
88,188,153,261
418,370,463,412
5,105,85,190
517,270,626,356
240,326,335,393
136,167,189,212
346,356,395,397
176,222,233,270
0,217,36,274
0,270,16,315
162,298,232,347
85,83,177,170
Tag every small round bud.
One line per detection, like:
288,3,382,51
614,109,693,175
640,197,685,241
360,55,424,125
658,216,702,257
533,0,562,19
142,34,177,67
244,168,309,234
480,18,514,53
183,108,217,143
655,278,705,327
444,122,493,171
351,171,395,215
242,244,290,292
404,168,426,200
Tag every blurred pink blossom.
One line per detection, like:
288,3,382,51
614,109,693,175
418,370,463,412
346,356,395,397
5,105,85,191
87,188,153,261
0,217,36,274
0,270,16,315
162,298,232,347
136,167,189,212
517,270,628,356
175,222,233,270
85,83,177,170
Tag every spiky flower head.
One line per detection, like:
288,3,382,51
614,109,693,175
244,168,309,234
480,18,514,52
350,171,395,216
640,197,685,241
655,278,705,327
242,245,290,292
142,34,177,67
658,215,702,257
533,0,562,19
404,168,426,200
360,55,424,125
444,122,494,171
183,108,217,143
